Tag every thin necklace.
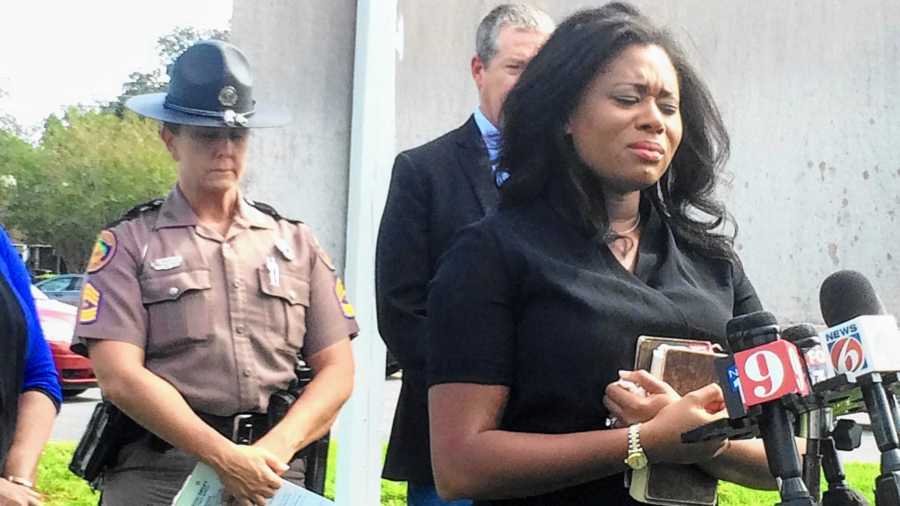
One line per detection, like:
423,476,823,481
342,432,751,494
610,214,641,237
607,214,641,272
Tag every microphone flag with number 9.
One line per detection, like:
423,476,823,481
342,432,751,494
733,340,810,408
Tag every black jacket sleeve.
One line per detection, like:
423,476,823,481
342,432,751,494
732,257,763,316
375,152,432,370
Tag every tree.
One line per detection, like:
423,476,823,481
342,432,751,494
104,26,230,115
0,129,44,241
0,87,28,139
3,108,176,270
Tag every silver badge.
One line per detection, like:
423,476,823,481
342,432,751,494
218,85,239,107
150,255,183,271
266,255,280,287
274,238,295,261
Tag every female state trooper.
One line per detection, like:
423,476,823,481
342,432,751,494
73,40,356,506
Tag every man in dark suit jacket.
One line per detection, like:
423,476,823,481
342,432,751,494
376,5,553,505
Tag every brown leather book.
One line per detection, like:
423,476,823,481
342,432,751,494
633,336,716,372
629,339,723,506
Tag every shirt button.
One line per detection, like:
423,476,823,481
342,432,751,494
168,287,179,296
223,243,231,250
242,369,251,377
235,325,244,334
232,280,240,288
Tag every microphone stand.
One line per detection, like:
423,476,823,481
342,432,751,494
885,373,900,440
821,435,869,506
801,409,826,501
858,373,900,505
758,403,817,506
801,382,869,505
727,312,816,506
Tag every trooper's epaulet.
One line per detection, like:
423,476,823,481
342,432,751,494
246,199,304,224
105,198,165,228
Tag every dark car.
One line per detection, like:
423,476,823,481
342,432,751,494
35,274,84,306
30,286,97,397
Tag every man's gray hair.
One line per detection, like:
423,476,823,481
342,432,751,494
475,4,555,65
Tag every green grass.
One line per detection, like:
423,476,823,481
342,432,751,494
35,443,97,506
36,442,878,505
323,443,406,505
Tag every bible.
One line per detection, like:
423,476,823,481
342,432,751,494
629,337,724,506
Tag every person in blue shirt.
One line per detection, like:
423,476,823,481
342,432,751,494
0,225,61,506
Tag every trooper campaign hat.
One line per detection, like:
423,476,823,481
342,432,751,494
126,40,288,128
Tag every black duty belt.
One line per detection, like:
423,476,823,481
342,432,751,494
198,411,271,445
149,411,271,452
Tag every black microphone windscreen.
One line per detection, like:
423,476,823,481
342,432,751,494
819,270,886,326
781,323,818,343
726,310,777,337
726,311,778,353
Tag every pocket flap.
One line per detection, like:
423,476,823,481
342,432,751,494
258,268,310,306
141,270,212,304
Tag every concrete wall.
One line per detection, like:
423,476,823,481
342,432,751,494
231,0,357,274
235,0,900,323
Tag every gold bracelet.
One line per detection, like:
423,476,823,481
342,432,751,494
5,476,34,489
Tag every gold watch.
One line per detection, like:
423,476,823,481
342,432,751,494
624,423,648,470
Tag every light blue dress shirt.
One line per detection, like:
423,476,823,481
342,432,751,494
473,107,509,187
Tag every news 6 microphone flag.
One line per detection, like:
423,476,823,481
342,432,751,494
819,269,900,378
820,316,900,379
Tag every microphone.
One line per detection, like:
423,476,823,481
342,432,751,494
820,270,900,505
820,270,900,427
783,324,827,501
783,323,836,387
783,323,868,506
727,311,816,506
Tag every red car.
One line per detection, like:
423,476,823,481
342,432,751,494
30,286,97,397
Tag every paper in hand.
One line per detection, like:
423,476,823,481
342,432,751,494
172,462,334,506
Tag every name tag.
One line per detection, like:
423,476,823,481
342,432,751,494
150,255,183,271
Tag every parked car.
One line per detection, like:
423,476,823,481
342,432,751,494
35,274,84,306
30,286,97,397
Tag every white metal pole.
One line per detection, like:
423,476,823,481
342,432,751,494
335,0,397,504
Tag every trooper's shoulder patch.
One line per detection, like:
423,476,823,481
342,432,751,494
246,199,304,225
334,278,356,319
106,198,164,228
86,230,118,273
79,282,101,324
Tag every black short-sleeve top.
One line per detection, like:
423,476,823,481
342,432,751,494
0,274,27,469
427,192,761,505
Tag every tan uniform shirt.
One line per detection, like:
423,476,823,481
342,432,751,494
75,187,358,416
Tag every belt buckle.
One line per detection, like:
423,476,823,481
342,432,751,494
232,413,255,444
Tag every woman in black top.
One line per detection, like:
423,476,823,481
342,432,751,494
427,4,777,505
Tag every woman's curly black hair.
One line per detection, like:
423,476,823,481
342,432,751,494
498,2,736,260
